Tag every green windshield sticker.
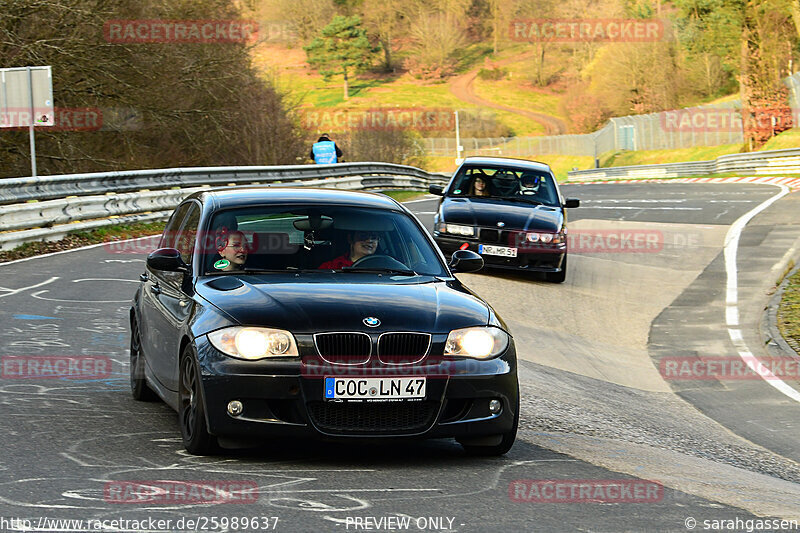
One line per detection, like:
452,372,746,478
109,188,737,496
214,259,230,270
454,189,461,194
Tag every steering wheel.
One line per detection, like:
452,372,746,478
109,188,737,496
350,254,408,270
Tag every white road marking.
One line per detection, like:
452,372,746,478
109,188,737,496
0,277,59,299
72,278,139,283
263,488,441,493
30,290,129,304
268,494,371,512
578,206,703,210
585,199,757,203
0,234,160,268
27,278,137,303
723,184,800,403
402,195,439,204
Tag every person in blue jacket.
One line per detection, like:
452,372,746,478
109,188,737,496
310,133,343,164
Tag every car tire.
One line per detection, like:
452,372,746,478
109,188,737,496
545,255,567,283
179,346,219,455
130,317,158,402
459,395,519,456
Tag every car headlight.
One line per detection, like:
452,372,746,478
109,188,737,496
444,327,509,359
525,232,564,244
208,327,298,360
445,224,475,236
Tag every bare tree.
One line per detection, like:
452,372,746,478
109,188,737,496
406,0,470,77
361,0,405,71
272,0,336,42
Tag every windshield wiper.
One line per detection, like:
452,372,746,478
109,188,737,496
499,197,544,205
336,267,419,276
206,268,290,275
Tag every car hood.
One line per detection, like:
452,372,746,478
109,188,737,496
441,197,562,232
195,274,490,333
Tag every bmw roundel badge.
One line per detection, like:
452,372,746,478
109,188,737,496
497,221,505,227
363,317,381,327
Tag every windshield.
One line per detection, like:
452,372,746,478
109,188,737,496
447,165,560,206
203,205,448,277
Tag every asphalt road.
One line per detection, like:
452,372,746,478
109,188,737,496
0,183,798,532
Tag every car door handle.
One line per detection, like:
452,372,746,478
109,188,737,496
150,284,161,295
140,273,149,282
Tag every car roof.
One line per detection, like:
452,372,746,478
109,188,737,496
461,156,553,173
186,187,406,211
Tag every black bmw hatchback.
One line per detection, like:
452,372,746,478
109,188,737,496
430,157,579,283
130,187,519,456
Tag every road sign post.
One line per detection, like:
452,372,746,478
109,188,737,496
1,66,54,177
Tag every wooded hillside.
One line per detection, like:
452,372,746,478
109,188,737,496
1,0,304,177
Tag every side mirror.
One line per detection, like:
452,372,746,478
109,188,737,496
564,198,580,208
449,249,484,273
147,248,191,273
429,184,444,196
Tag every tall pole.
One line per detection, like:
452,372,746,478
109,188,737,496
27,66,37,177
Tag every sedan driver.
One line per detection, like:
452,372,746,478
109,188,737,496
319,231,379,269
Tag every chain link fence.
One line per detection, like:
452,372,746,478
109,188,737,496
424,72,800,160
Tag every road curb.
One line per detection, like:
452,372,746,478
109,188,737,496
764,257,800,360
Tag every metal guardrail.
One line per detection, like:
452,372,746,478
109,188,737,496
567,147,800,182
0,162,440,205
0,163,449,251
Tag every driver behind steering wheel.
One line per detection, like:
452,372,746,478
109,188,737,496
318,230,379,269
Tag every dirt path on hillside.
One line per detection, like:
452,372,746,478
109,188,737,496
449,53,568,135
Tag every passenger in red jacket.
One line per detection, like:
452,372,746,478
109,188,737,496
319,231,379,269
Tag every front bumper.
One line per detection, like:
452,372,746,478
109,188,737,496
194,335,519,442
434,233,565,272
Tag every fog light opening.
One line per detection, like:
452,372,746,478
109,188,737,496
227,400,244,416
488,399,502,414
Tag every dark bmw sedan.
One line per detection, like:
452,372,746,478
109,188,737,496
130,187,519,456
430,157,579,282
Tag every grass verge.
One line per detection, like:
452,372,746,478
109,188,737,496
567,172,744,183
378,190,428,202
601,145,742,167
423,154,595,182
777,268,800,355
0,221,166,263
759,128,800,151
